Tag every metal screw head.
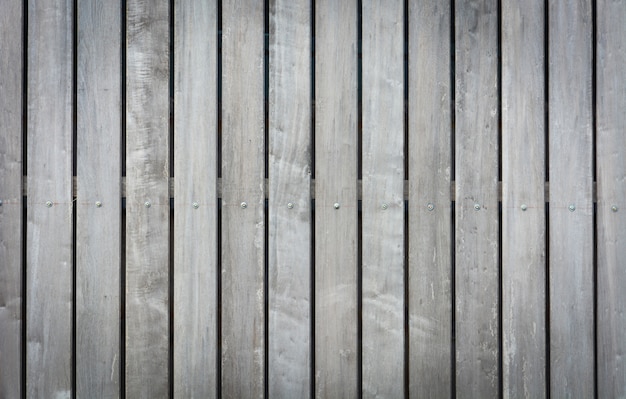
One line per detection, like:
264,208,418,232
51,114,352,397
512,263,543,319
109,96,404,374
95,201,103,208
192,202,199,209
381,203,388,210
521,204,528,211
46,201,53,208
474,203,481,211
568,204,576,212
427,203,435,211
611,205,618,212
333,203,340,210
144,201,151,208
287,202,294,209
240,202,248,209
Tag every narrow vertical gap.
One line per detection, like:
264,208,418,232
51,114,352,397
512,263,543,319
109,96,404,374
263,2,269,398
403,0,409,397
496,0,503,396
21,2,28,398
591,2,598,397
71,1,78,396
310,1,316,396
450,0,457,397
356,1,363,397
120,1,127,397
216,1,223,397
544,3,551,398
168,2,175,398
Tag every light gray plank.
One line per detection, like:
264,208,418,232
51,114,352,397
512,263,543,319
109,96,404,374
76,1,122,397
125,1,170,397
454,0,500,397
597,0,626,396
408,1,452,397
26,0,74,397
268,0,312,397
548,1,594,397
0,1,23,397
173,0,218,397
314,1,358,397
361,0,404,397
221,1,265,397
501,0,547,397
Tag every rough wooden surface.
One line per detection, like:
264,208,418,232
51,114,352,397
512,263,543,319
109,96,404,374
125,1,170,397
76,0,122,397
26,1,74,397
361,0,404,397
314,1,358,397
597,0,626,396
548,1,594,397
173,1,218,397
268,0,312,397
221,1,265,397
408,1,452,397
0,1,23,397
454,1,500,397
501,0,547,397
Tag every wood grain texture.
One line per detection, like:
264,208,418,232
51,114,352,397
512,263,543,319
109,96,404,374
26,1,74,397
0,1,23,397
314,1,358,397
26,0,74,397
454,0,500,397
361,0,404,397
173,1,218,397
597,0,626,396
221,1,265,397
548,1,594,397
268,0,312,397
125,1,170,397
408,1,452,396
501,1,547,397
76,1,122,397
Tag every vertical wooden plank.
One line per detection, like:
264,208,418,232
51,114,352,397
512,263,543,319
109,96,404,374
548,1,594,397
125,1,170,397
314,1,358,397
408,1,452,396
501,0,547,397
26,0,74,397
76,0,122,397
268,0,311,397
173,0,218,397
221,1,265,397
0,1,23,398
597,0,626,396
361,0,404,397
454,0,499,397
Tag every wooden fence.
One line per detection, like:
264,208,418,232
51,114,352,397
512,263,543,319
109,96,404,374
0,0,625,398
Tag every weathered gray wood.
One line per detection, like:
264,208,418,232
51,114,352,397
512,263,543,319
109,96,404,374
173,0,218,397
501,1,547,397
125,1,170,397
0,1,23,397
597,0,626,396
548,1,594,397
221,1,265,397
408,1,452,396
361,0,404,397
314,1,358,397
454,0,500,397
26,0,74,397
268,0,312,397
76,0,122,397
